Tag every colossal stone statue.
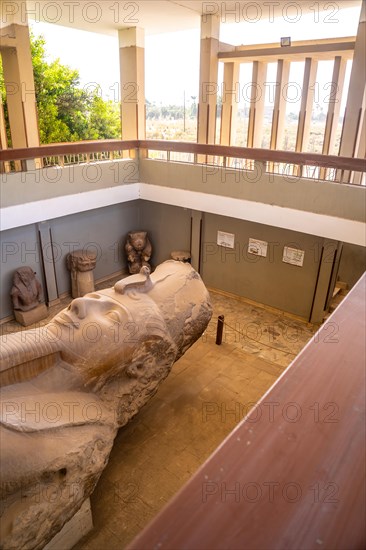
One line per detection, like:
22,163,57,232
125,230,152,274
0,261,212,550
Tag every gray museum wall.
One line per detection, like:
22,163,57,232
51,201,140,295
139,159,366,224
138,201,192,266
1,199,365,322
200,213,326,320
1,223,46,319
2,159,139,208
0,201,139,319
338,243,366,289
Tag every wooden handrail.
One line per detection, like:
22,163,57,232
139,140,366,172
0,139,365,173
0,140,139,162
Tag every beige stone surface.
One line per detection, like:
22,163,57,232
0,261,212,550
44,498,93,550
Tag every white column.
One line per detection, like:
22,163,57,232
119,27,146,140
198,14,220,145
247,61,267,148
220,62,239,146
1,24,40,151
295,57,318,153
339,3,366,159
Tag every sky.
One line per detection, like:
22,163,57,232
29,4,361,108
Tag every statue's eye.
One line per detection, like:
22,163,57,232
106,311,122,323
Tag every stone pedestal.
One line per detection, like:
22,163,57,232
14,303,48,327
67,250,97,298
44,498,93,550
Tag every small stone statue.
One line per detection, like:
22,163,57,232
11,266,43,311
11,267,48,326
125,231,152,274
66,249,97,298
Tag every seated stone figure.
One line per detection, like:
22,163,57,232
125,230,152,274
0,261,212,550
11,267,44,311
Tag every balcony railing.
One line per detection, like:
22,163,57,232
1,140,365,185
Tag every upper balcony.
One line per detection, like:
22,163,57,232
1,139,365,247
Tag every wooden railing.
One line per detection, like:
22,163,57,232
1,140,365,185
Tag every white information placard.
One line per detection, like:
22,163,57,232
283,246,305,267
217,231,235,249
248,238,268,257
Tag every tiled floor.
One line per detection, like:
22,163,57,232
0,279,315,549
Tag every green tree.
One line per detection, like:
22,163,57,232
0,33,121,144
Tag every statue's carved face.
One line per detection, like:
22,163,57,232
129,232,147,251
50,290,166,380
51,292,135,368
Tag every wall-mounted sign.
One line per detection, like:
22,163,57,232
283,246,305,267
248,238,268,257
217,231,235,249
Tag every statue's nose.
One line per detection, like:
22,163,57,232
69,298,87,319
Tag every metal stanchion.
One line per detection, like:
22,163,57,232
216,315,224,345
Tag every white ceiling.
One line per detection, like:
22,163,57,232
9,1,363,35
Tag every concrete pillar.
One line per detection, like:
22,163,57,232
38,222,60,306
119,27,145,140
310,239,339,324
295,57,318,153
319,56,347,181
1,24,40,152
220,62,239,146
270,59,290,150
0,94,10,173
322,56,347,156
0,94,8,148
339,3,366,159
190,211,203,273
350,87,366,185
198,14,220,145
247,61,267,148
